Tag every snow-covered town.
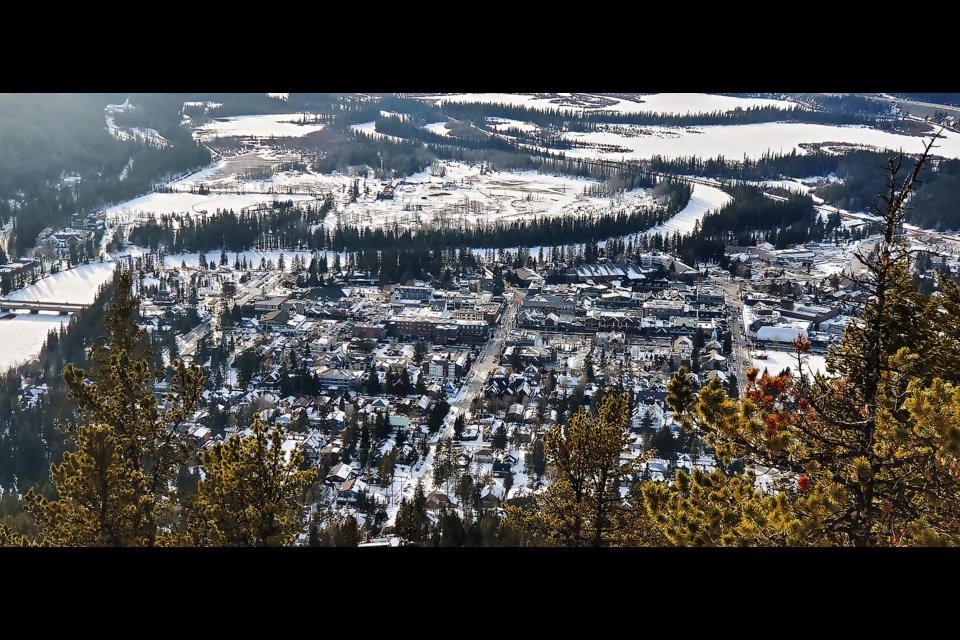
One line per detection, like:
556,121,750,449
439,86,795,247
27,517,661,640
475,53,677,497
3,92,960,547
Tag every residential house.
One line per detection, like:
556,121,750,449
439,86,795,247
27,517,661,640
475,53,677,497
480,484,506,509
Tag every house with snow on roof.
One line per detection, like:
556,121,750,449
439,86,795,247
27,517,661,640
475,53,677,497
480,484,506,509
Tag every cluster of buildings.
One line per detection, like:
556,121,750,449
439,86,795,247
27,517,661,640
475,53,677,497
20,224,958,537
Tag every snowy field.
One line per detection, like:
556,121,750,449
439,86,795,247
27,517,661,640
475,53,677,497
753,350,828,378
4,262,116,304
643,182,732,236
105,100,167,148
348,121,402,142
618,93,799,114
0,314,68,369
105,191,321,224
333,161,656,232
423,122,450,136
814,260,850,276
487,117,538,133
421,93,798,115
106,156,665,236
165,151,346,196
192,114,325,141
0,261,118,370
559,122,960,161
754,178,812,194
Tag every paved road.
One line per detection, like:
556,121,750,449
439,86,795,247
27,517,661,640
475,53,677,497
177,269,286,356
713,275,751,395
450,287,526,421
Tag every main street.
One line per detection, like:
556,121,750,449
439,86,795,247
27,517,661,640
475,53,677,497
712,274,752,395
449,287,526,423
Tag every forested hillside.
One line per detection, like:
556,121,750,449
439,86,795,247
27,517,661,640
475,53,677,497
0,93,210,257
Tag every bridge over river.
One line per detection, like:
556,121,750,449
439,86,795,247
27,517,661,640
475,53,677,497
0,299,88,315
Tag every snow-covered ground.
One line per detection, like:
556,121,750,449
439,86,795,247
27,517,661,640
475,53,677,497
559,122,960,161
643,182,732,236
486,117,539,132
183,100,222,110
421,92,798,115
105,155,666,238
814,260,849,276
164,150,342,195
161,249,327,272
333,161,656,232
753,350,828,378
619,93,799,114
0,261,118,370
754,178,812,194
0,314,69,369
105,191,320,224
192,114,325,141
4,262,116,304
105,99,167,148
423,122,450,136
348,121,402,142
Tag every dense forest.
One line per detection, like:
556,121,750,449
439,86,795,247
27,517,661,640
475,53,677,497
891,93,960,108
642,149,960,230
0,93,211,257
439,101,880,129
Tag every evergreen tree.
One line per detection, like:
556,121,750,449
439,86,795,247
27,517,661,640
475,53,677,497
366,368,382,395
504,394,654,546
395,481,429,545
529,438,546,480
341,514,360,547
413,341,428,365
432,438,454,491
492,424,508,451
22,270,205,547
647,138,960,546
427,398,450,434
188,417,317,547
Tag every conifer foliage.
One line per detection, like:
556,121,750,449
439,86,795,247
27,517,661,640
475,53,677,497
650,134,960,546
2,270,315,547
188,417,317,547
505,394,653,546
23,270,205,546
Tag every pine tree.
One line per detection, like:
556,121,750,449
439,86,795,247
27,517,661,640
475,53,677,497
395,481,429,545
504,394,653,546
648,138,960,546
413,341,428,364
492,424,508,451
188,417,317,547
341,514,359,547
366,368,382,395
432,438,454,490
22,270,205,546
